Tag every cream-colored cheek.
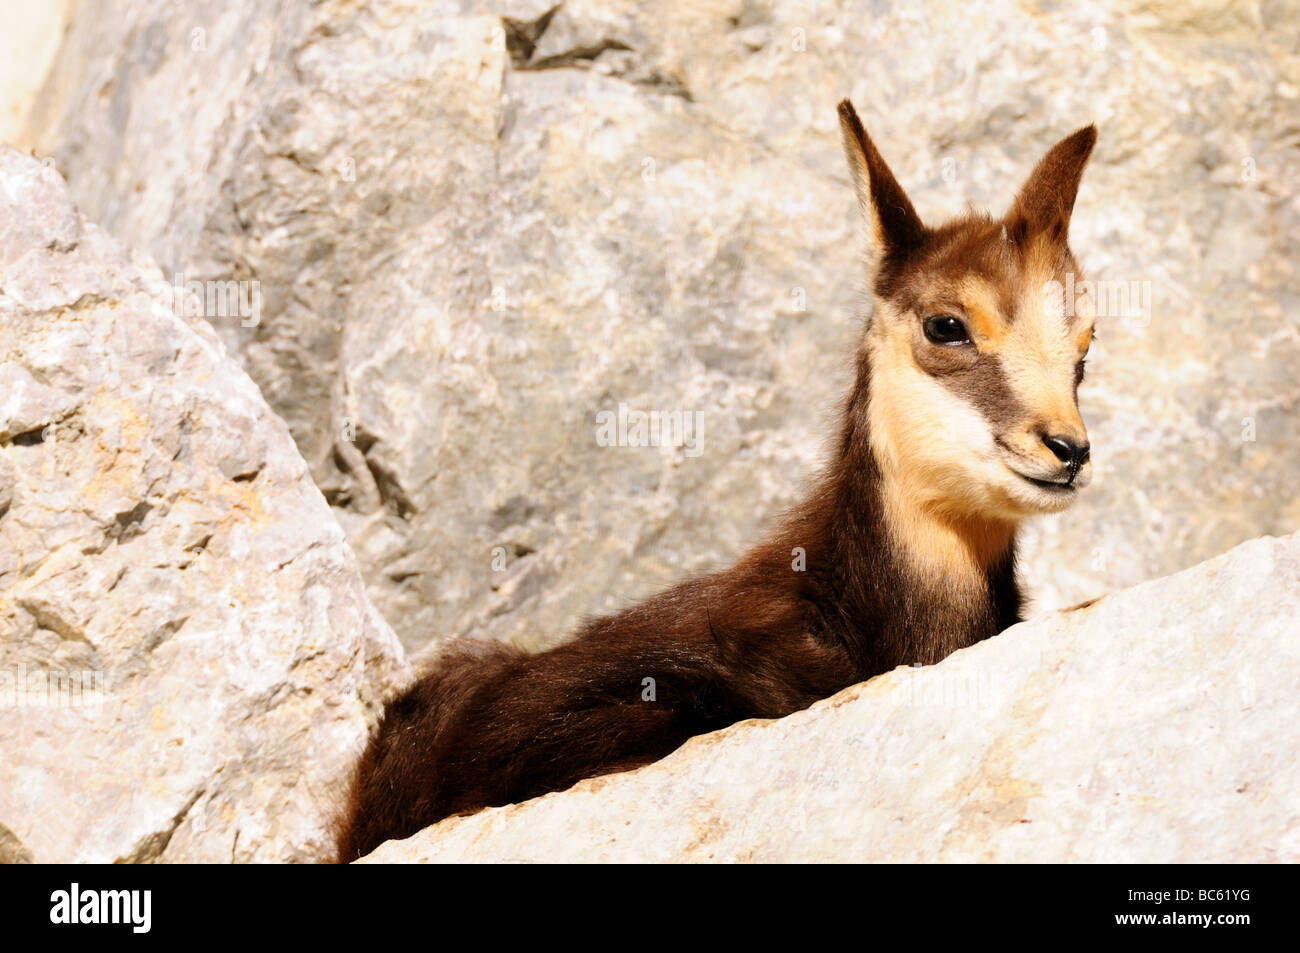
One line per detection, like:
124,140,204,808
871,370,999,507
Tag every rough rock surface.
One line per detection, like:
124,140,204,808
0,149,409,863
25,0,1300,655
361,530,1300,863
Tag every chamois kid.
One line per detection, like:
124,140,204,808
336,100,1098,861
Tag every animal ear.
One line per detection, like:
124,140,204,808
1004,124,1097,245
837,99,926,261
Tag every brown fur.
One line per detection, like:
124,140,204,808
333,101,1097,862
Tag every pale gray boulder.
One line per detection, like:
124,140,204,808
25,0,1300,661
0,149,409,863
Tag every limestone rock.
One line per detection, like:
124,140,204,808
361,530,1300,863
24,0,1300,657
0,149,410,863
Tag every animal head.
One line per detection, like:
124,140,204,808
838,99,1097,522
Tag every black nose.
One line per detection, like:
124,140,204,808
1042,434,1090,468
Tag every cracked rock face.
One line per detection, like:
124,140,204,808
361,530,1300,863
26,0,1300,657
0,149,409,863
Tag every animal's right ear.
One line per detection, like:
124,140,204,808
837,99,926,261
1004,124,1097,246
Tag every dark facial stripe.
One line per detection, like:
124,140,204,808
914,341,1027,432
950,352,1026,431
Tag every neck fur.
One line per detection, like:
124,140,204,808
785,345,1021,675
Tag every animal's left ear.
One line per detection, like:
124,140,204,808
1005,125,1097,245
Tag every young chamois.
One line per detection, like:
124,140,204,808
335,100,1098,861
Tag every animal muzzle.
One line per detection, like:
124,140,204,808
1041,433,1090,484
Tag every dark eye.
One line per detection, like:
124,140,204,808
923,314,971,346
1075,359,1087,385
